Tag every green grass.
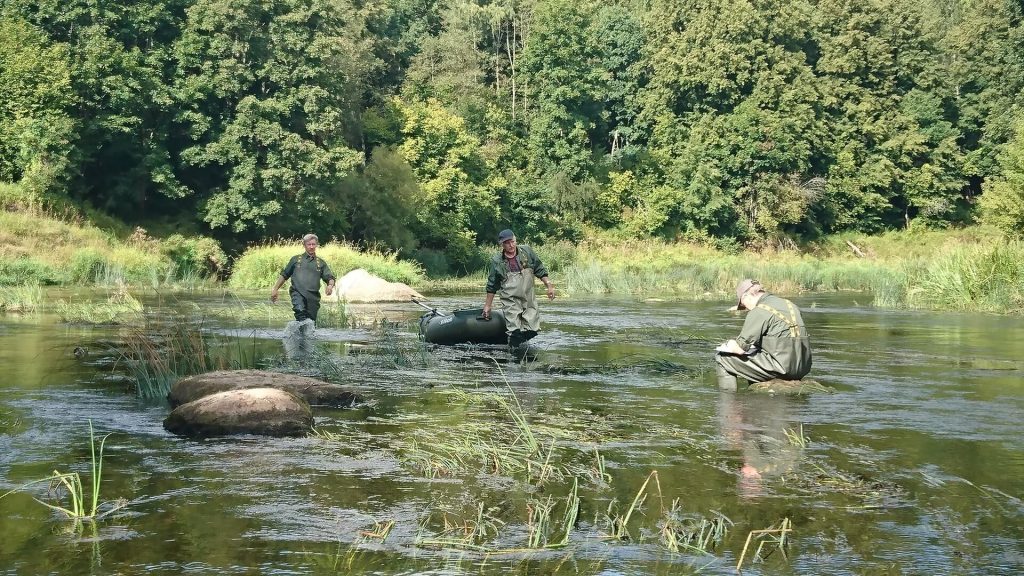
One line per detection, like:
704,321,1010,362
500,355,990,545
1,189,225,287
0,284,43,313
552,230,1024,314
55,286,144,325
229,241,426,290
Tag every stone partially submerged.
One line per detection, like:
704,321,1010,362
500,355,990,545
168,369,362,408
748,378,832,395
327,268,424,303
164,388,313,438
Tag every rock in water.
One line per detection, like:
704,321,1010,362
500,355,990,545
168,369,362,408
163,388,313,438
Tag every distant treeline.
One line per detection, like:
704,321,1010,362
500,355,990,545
2,0,1023,274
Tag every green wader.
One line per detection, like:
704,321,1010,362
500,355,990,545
499,267,540,349
715,295,812,390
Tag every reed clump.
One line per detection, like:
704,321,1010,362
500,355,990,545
55,285,144,324
116,316,256,399
0,284,43,313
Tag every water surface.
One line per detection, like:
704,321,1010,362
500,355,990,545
1,291,1021,575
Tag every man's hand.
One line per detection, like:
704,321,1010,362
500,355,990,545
271,289,279,303
325,283,334,296
482,304,491,320
544,281,555,300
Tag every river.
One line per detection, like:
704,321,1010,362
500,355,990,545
1,291,1022,575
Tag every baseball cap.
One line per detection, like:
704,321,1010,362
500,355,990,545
498,229,515,242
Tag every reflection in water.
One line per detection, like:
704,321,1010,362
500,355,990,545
717,391,804,499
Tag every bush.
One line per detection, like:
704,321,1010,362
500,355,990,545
230,241,425,289
0,257,58,286
68,248,107,283
161,234,228,279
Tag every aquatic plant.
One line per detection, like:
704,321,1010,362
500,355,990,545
658,500,732,555
0,284,43,313
0,421,125,521
116,316,257,399
55,285,144,324
526,477,580,549
736,517,792,570
603,470,660,541
783,424,809,447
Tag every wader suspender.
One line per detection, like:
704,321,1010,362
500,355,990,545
295,255,323,274
756,301,801,337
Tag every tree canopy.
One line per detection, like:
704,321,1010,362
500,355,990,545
1,0,1022,262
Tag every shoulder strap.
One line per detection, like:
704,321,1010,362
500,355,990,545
755,299,801,337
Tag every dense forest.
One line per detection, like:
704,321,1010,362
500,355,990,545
2,0,1023,274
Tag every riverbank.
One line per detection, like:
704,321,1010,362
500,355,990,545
1,202,1021,314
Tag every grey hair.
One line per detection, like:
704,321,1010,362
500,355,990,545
302,233,319,244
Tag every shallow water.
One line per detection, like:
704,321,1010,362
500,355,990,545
1,291,1022,575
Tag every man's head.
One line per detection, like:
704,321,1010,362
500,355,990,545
498,229,516,253
735,278,764,310
302,233,319,256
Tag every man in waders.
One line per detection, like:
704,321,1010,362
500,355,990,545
715,279,812,391
482,229,555,351
270,234,336,323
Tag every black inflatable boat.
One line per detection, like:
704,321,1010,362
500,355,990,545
419,307,508,345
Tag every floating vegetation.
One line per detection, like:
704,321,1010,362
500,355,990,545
55,285,143,324
790,461,907,508
737,517,792,570
658,500,732,555
359,519,395,542
415,501,505,551
0,421,126,522
540,354,695,376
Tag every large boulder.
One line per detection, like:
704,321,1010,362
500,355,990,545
168,369,362,408
164,388,313,438
327,268,424,303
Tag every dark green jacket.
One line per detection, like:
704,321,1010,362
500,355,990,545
485,245,548,294
280,253,335,297
736,293,812,379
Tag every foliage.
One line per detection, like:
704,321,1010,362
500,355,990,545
2,0,1024,261
229,241,425,290
979,118,1024,234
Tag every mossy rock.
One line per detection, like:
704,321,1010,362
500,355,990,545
164,388,313,438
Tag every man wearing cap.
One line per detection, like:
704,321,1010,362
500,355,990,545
270,233,336,323
483,229,555,350
714,279,812,391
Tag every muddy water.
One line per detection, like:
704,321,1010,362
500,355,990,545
1,291,1022,575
